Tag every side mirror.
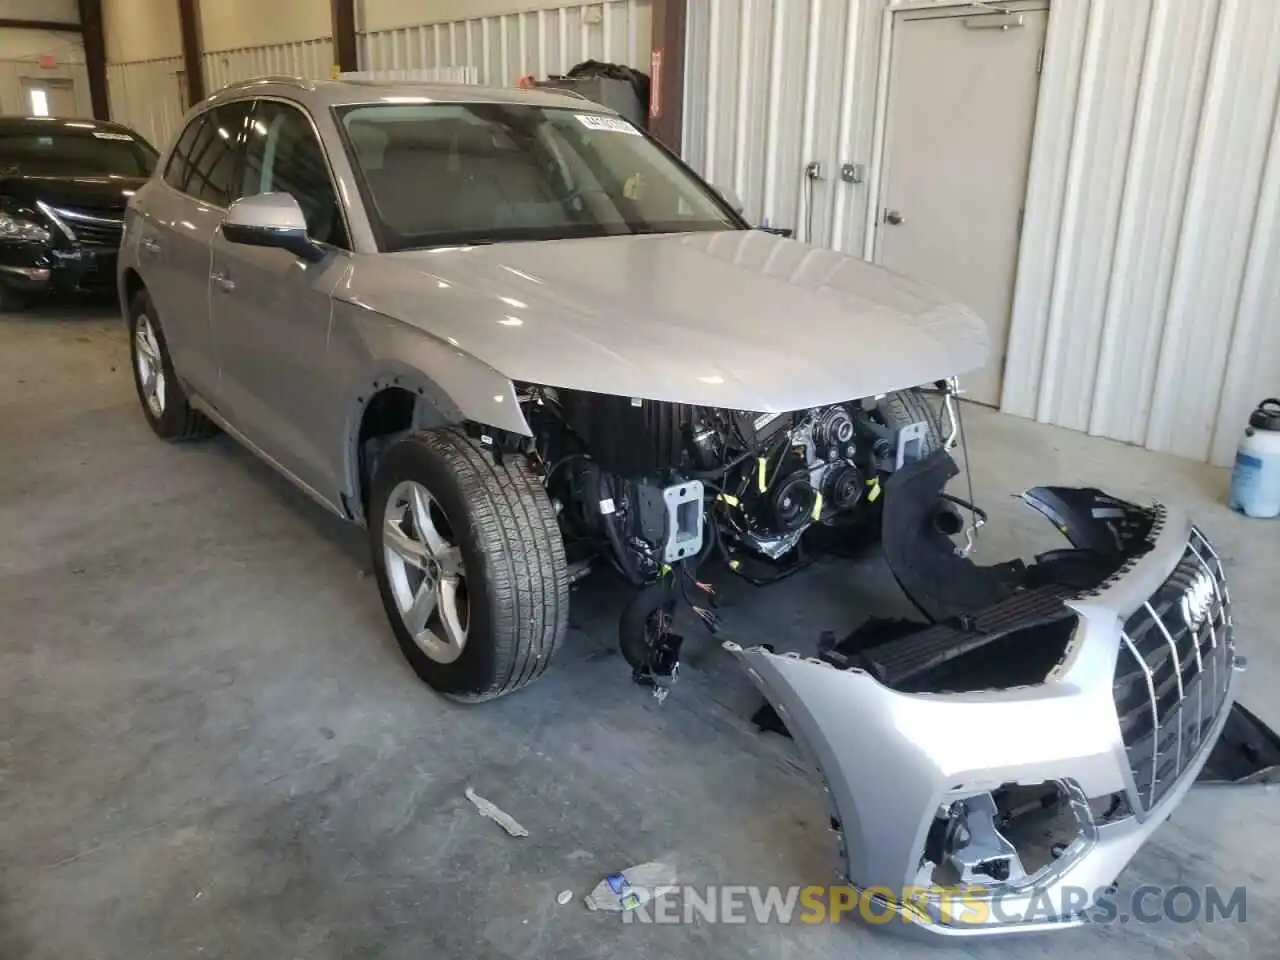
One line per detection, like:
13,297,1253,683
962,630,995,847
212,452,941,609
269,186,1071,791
714,184,745,215
222,193,325,263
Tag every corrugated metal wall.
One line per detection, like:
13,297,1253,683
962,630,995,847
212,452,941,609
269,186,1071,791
202,37,335,90
1004,0,1280,466
358,0,652,86
108,37,334,149
683,0,882,249
683,0,1280,466
106,56,185,149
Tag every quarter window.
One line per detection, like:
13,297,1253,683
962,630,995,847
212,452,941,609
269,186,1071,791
162,101,252,205
162,115,204,191
241,101,347,249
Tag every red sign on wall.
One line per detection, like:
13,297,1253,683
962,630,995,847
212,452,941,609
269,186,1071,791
38,54,56,69
650,48,663,120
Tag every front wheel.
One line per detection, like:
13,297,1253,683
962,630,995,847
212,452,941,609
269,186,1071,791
877,387,946,457
369,428,569,701
0,286,27,312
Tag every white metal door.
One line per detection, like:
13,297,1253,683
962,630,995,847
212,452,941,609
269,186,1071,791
875,5,1047,406
21,78,78,118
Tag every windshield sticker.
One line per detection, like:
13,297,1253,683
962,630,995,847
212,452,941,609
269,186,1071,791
92,131,134,141
574,114,641,136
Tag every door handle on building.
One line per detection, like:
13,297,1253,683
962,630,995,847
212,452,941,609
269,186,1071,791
141,236,161,253
884,209,905,226
211,271,235,293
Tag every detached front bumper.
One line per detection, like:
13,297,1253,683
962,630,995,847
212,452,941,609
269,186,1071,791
0,241,117,300
728,505,1240,936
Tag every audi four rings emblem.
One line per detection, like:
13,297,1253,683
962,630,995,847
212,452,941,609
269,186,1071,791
1180,569,1216,630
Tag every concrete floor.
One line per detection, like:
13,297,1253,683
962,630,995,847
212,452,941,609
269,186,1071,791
1,305,1277,959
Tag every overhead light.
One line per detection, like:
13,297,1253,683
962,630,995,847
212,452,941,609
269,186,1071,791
498,296,527,308
499,315,524,326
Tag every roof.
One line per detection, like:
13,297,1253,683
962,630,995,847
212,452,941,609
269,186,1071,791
205,77,614,114
0,117,145,136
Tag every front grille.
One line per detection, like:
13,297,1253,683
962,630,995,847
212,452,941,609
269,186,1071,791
1113,527,1233,811
51,206,124,249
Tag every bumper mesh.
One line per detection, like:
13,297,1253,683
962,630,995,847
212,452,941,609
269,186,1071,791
1113,527,1233,811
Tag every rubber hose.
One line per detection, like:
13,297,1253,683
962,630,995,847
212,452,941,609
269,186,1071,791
618,577,677,670
598,472,645,586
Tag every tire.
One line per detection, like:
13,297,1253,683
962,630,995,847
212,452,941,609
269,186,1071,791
0,287,27,312
814,388,949,552
127,290,218,441
877,388,945,457
369,427,569,701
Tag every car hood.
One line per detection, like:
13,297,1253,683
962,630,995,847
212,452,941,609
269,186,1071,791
0,174,145,212
347,230,989,411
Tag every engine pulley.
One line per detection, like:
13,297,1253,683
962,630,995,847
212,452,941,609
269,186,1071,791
824,464,864,511
814,406,856,461
768,471,817,532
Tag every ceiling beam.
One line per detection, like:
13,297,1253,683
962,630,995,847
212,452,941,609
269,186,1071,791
76,0,109,120
648,0,686,153
176,0,205,106
0,18,80,32
331,0,357,74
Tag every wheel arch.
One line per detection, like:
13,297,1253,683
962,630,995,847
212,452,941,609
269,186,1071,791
339,361,532,524
120,266,146,316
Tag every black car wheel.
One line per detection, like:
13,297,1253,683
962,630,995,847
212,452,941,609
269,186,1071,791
0,287,26,312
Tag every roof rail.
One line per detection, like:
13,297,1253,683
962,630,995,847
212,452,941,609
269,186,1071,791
216,75,317,94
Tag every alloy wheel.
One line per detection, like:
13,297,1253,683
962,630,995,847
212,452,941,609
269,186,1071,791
134,313,166,418
383,480,470,664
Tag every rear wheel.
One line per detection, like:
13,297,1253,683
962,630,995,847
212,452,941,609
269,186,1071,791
127,291,217,441
369,428,569,701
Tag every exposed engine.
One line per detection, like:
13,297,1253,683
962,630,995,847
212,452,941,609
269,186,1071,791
514,381,964,697
522,385,937,582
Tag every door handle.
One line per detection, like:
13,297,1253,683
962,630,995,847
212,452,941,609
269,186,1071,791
211,271,235,293
141,236,161,253
884,209,905,226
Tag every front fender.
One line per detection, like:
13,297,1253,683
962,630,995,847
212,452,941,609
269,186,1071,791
332,306,532,517
350,311,531,436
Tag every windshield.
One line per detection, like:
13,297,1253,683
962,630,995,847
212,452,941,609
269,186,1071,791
0,130,157,178
335,102,742,251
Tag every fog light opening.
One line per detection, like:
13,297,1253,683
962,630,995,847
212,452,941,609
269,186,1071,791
920,781,1099,891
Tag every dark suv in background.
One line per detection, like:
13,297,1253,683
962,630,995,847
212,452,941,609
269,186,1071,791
0,117,157,309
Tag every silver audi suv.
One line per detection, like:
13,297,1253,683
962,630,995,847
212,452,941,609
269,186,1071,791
118,77,1241,936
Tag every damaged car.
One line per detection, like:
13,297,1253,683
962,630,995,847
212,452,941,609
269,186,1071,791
118,77,1269,936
